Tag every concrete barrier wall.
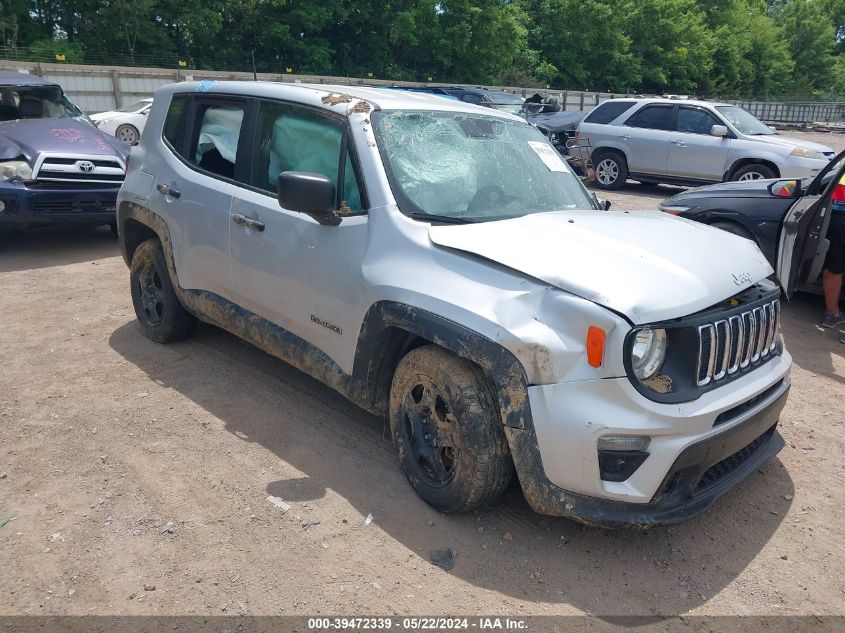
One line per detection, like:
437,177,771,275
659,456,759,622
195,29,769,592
1,58,842,123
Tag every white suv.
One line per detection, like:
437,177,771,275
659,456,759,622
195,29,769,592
116,81,800,527
578,98,835,189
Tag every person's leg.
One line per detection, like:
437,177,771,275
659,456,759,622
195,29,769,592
822,214,845,327
824,270,843,315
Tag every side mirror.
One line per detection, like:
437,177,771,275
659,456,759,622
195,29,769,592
277,171,339,226
768,179,802,198
592,193,612,210
710,124,728,138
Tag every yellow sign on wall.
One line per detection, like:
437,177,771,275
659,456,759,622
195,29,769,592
55,54,66,62
178,60,187,68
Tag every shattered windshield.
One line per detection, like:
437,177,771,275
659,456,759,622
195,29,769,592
0,85,88,124
716,105,774,135
373,111,594,222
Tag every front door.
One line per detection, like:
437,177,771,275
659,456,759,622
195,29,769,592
777,151,845,297
228,99,368,371
668,106,731,181
620,103,674,176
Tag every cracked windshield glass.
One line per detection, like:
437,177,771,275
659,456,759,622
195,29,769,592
373,111,594,222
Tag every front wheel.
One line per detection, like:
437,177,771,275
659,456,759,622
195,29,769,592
129,238,196,343
732,163,776,181
389,345,514,513
593,152,629,190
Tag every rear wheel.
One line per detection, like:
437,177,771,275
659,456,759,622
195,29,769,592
129,238,196,343
732,163,776,181
116,124,140,145
593,151,628,190
389,345,514,513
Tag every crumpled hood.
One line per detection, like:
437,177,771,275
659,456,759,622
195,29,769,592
746,133,833,154
428,210,773,324
0,118,129,163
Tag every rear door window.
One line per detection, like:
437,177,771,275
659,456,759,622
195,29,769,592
676,107,721,135
583,100,636,124
624,105,674,130
186,100,247,181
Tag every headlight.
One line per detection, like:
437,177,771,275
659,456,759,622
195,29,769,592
0,160,32,182
659,204,689,215
790,147,826,160
631,328,667,380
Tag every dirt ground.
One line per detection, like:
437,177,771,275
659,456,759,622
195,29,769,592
1,132,844,619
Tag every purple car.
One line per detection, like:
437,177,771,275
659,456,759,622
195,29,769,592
0,72,129,231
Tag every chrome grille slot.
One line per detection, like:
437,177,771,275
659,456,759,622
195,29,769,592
751,307,764,362
727,315,742,375
696,299,780,387
34,153,125,185
697,324,715,386
713,320,729,380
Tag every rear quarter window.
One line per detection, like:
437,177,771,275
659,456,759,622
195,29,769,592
163,95,189,150
584,100,636,124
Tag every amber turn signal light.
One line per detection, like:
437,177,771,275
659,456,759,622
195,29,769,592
586,326,606,368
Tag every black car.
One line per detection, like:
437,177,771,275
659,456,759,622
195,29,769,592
659,150,845,297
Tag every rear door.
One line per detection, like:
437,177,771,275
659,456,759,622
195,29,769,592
620,104,674,175
668,106,731,181
152,94,250,299
777,151,845,297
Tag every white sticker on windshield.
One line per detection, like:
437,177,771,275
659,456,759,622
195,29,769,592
528,141,569,173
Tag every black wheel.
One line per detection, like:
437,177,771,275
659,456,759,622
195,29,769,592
593,151,628,190
116,124,140,145
129,238,196,343
731,163,776,182
389,345,514,513
710,220,754,241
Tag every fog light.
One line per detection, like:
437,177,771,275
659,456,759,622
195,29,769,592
598,435,650,451
598,435,650,482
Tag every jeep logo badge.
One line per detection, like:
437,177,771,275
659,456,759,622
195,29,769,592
76,160,95,173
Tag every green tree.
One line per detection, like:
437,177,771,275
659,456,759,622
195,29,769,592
520,0,639,91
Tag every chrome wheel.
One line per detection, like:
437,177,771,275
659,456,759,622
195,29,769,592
596,158,620,186
737,171,765,181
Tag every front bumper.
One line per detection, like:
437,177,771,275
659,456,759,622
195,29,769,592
507,351,790,527
779,155,831,179
0,181,118,227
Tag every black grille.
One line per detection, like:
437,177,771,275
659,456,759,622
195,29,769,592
694,429,772,493
33,199,115,214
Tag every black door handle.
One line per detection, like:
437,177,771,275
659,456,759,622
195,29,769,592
232,213,265,232
157,183,181,198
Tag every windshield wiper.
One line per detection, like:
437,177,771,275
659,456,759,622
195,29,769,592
410,212,476,224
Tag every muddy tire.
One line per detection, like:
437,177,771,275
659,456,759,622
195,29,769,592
129,238,196,343
592,150,628,190
389,345,514,513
